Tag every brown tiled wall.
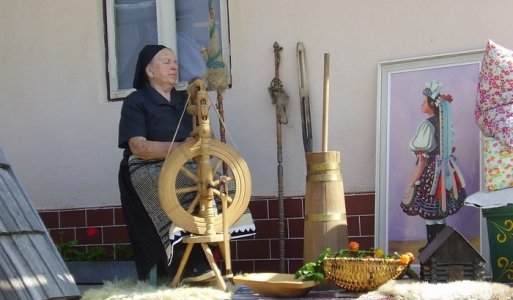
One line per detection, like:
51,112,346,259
39,193,375,273
40,207,130,260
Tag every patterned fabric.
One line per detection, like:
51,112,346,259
475,40,513,148
129,159,174,259
482,136,513,192
401,152,466,220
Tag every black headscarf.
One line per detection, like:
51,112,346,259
132,44,168,90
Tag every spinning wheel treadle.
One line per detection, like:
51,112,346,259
158,138,251,234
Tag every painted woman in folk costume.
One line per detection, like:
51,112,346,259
401,80,467,252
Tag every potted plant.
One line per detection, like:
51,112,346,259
55,227,137,284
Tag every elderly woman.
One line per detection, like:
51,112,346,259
119,45,255,283
118,44,203,283
118,45,216,284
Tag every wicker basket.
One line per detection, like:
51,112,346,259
323,257,409,292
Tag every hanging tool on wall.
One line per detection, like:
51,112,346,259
268,41,288,273
297,42,313,154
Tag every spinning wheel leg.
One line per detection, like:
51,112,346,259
170,235,228,291
217,241,233,280
200,243,226,290
171,243,194,288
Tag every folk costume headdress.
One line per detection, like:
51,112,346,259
423,80,443,100
423,80,466,214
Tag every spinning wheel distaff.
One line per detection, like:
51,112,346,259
159,79,252,290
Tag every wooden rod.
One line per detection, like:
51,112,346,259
322,53,330,152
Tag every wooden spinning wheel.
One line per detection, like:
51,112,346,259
159,139,251,235
158,79,251,290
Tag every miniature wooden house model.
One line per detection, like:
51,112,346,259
419,225,485,282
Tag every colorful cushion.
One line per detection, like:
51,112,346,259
475,40,513,148
475,104,513,147
482,136,513,192
476,40,513,111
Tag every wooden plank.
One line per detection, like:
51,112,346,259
29,234,80,297
0,146,80,299
14,234,79,299
0,168,44,232
14,235,50,299
0,148,8,166
0,237,33,299
0,172,21,234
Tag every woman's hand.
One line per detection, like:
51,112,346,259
128,136,193,160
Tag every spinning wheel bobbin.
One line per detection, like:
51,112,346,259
158,79,251,290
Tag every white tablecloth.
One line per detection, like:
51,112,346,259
465,187,513,209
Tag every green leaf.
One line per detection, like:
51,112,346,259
294,247,331,284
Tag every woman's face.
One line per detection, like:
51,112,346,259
146,48,178,90
421,96,434,115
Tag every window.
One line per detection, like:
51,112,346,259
104,0,231,100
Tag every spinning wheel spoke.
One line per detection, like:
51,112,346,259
186,194,200,214
213,189,230,201
176,186,198,195
212,189,221,197
216,193,234,205
180,165,199,183
210,177,232,189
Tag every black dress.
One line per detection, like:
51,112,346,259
117,84,192,279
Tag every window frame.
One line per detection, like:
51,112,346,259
103,0,231,100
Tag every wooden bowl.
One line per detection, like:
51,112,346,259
233,273,316,298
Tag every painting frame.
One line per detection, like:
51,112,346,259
375,49,487,266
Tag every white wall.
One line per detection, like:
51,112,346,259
0,1,118,209
1,0,512,210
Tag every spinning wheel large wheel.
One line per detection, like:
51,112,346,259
158,138,251,235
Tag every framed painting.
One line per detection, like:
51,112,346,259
375,50,485,263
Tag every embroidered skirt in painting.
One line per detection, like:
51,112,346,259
401,156,466,220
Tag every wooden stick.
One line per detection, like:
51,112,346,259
270,42,286,274
322,53,330,152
